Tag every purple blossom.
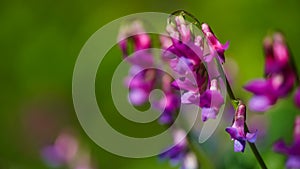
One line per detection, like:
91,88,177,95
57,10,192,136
226,102,257,152
41,132,95,169
41,133,78,167
125,66,156,105
118,21,157,106
159,129,198,169
201,23,229,63
118,20,151,57
162,16,227,122
244,32,296,112
199,79,224,121
273,116,300,169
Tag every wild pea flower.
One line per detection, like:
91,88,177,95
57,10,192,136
201,23,229,63
159,129,198,169
118,21,157,106
273,116,300,169
225,101,257,152
244,32,296,112
162,15,226,121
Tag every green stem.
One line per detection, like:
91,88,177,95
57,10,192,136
245,124,268,169
217,60,268,169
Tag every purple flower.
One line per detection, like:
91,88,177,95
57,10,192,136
181,78,224,122
199,79,224,121
294,87,300,109
244,32,296,112
273,116,300,169
162,16,227,122
159,129,198,169
226,102,257,152
125,67,156,105
118,21,158,106
201,23,229,63
41,133,79,167
118,20,151,57
41,132,95,169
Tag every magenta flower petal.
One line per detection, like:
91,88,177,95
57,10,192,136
244,79,269,95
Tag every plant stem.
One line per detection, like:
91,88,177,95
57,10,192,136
216,60,268,169
245,124,268,169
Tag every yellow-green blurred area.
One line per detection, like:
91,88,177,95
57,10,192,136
1,0,300,168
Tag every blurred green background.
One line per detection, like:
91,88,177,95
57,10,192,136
1,0,300,168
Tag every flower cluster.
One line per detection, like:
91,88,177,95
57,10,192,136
118,20,181,124
41,132,95,169
244,32,297,112
162,15,226,122
118,20,157,106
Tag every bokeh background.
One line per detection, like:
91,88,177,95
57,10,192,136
1,0,300,168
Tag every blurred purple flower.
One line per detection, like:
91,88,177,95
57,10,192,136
125,66,156,105
42,132,78,167
41,132,95,169
159,129,198,169
118,20,151,57
118,21,157,106
244,32,296,112
273,116,300,169
226,102,257,152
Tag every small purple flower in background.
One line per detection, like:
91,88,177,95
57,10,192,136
118,20,151,57
244,32,296,112
273,116,300,169
294,87,300,109
125,67,156,105
118,21,157,106
159,129,198,169
226,101,257,152
42,132,78,167
41,132,95,169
